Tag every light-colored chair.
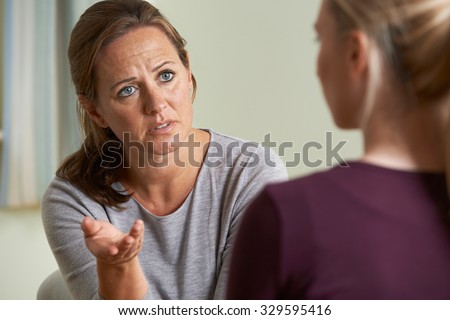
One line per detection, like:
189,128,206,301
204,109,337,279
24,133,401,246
36,270,73,300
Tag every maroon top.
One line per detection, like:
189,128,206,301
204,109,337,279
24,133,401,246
227,162,450,299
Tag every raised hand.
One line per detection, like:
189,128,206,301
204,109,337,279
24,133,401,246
81,216,144,265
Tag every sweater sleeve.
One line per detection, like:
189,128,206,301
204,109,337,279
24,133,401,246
226,187,281,299
41,177,108,299
213,147,287,299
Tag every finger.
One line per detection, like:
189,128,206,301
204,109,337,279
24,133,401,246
114,235,135,260
128,221,144,253
129,220,144,239
123,233,144,260
108,245,120,256
116,235,134,252
119,229,145,259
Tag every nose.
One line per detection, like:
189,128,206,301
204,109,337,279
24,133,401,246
143,87,167,115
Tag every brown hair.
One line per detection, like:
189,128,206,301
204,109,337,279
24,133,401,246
58,0,196,208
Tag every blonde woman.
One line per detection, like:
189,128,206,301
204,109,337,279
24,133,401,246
228,0,450,299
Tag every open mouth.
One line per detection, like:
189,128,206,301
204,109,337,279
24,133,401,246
155,123,170,129
149,122,173,133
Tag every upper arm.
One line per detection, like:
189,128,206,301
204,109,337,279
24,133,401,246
213,144,287,299
226,188,281,299
41,179,104,299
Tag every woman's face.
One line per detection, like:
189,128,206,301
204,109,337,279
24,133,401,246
315,0,362,128
91,26,194,156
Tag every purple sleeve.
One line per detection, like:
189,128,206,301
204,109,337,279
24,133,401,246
226,188,281,299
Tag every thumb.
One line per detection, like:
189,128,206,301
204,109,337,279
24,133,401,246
81,216,100,237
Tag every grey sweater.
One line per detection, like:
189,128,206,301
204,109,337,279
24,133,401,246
41,130,288,299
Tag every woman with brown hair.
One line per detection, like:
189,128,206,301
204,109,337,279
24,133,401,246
40,0,287,299
228,0,450,299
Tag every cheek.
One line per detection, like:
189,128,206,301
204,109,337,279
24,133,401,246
98,103,138,138
317,46,334,106
316,46,353,128
316,46,326,81
316,38,363,128
169,82,193,114
317,44,334,94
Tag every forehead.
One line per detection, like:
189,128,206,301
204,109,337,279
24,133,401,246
315,0,333,30
95,26,180,69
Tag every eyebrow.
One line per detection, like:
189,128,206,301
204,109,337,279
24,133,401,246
151,60,175,73
109,61,176,91
110,77,136,91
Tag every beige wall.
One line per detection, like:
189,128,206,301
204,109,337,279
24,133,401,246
156,0,363,178
0,0,3,128
0,0,363,179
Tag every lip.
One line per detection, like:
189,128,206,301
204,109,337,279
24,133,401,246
147,121,175,135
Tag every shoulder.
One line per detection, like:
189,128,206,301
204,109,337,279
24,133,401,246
194,130,287,218
205,129,288,181
207,130,247,145
262,165,344,208
43,176,93,206
260,161,382,217
42,176,85,208
41,176,110,222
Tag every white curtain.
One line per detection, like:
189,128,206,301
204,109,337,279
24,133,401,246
0,0,97,208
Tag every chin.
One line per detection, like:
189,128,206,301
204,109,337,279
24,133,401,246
332,115,359,130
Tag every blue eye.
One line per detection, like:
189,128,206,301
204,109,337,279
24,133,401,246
118,86,137,97
160,72,174,82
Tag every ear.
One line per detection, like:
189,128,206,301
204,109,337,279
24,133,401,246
77,95,109,128
346,30,370,79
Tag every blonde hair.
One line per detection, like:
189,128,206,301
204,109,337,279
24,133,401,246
329,0,450,101
58,0,196,208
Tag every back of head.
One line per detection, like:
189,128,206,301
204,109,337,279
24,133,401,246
329,0,450,202
329,0,450,102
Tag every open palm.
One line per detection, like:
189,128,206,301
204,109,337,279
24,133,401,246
81,216,144,265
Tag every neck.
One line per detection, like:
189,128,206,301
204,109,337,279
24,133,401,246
362,96,449,172
119,129,210,215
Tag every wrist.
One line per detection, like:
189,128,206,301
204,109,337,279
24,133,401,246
96,256,147,299
97,255,140,272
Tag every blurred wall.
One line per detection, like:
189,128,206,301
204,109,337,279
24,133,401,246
0,0,3,131
156,0,363,178
0,0,3,173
